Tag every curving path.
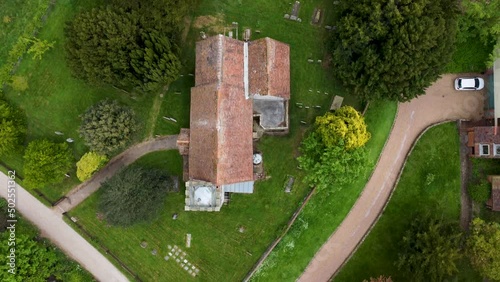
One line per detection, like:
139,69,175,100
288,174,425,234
298,74,486,282
56,135,178,212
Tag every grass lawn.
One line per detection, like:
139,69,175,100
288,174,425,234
333,123,481,281
0,0,50,65
67,0,396,280
0,0,185,202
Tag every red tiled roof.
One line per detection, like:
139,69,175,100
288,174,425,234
195,35,244,87
248,38,290,99
472,127,500,144
188,83,253,185
188,35,289,186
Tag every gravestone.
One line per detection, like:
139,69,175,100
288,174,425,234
186,233,192,248
140,241,148,248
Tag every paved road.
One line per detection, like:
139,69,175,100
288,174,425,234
56,135,178,212
298,74,485,281
0,172,129,282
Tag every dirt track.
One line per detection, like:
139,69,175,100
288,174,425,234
298,74,485,281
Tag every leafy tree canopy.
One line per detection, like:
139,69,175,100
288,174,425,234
459,0,500,64
466,218,500,280
396,216,462,281
0,99,25,155
65,6,181,91
0,233,58,281
331,0,458,101
23,139,73,188
79,99,137,155
76,152,108,182
98,166,173,226
315,106,371,150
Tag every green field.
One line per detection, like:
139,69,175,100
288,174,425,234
333,123,481,281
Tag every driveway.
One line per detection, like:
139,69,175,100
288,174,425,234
0,172,129,282
298,74,485,281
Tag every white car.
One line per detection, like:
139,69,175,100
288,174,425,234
454,77,484,91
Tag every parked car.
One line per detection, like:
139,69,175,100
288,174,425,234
454,77,484,91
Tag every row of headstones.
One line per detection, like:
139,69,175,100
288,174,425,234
141,242,199,277
284,14,302,22
166,245,199,277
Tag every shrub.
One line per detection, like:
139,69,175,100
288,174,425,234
0,99,25,155
98,166,172,226
315,106,370,150
76,152,108,182
79,99,137,155
23,139,73,188
468,179,491,203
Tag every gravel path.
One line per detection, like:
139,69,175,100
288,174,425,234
298,74,485,282
55,135,178,212
0,172,129,282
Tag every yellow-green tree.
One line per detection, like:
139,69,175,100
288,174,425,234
76,152,108,181
314,106,371,150
467,218,500,280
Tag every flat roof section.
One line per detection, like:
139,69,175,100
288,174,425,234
253,99,286,129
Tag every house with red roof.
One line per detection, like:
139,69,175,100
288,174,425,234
177,35,290,211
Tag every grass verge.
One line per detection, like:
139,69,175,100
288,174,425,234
333,123,481,281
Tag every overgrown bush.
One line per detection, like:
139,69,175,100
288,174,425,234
79,99,137,155
98,166,172,226
298,106,371,191
76,152,108,182
468,179,491,203
0,98,26,155
23,139,73,188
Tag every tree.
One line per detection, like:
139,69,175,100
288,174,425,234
468,179,491,203
98,166,172,226
298,106,370,191
396,217,462,281
466,218,500,280
314,106,370,150
76,152,108,182
79,99,137,155
0,99,25,155
459,0,500,65
331,0,458,101
26,37,55,60
23,140,73,188
0,234,58,281
298,136,367,191
65,6,181,91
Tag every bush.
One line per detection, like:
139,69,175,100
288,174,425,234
79,99,137,155
315,106,370,150
23,139,73,188
76,152,108,182
468,179,491,203
0,99,25,155
98,166,172,226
